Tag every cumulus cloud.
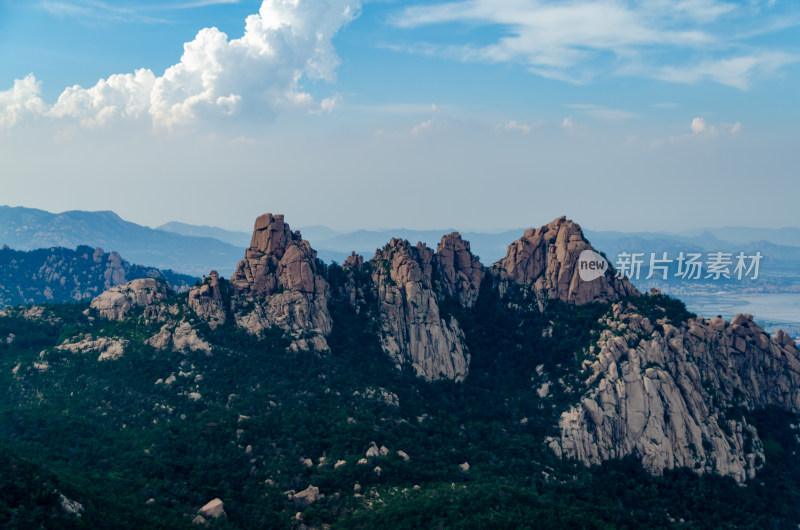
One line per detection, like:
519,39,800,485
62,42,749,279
561,117,575,132
0,75,49,128
0,0,361,130
390,0,799,88
690,117,707,133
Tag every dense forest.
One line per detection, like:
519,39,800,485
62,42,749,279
1,277,798,528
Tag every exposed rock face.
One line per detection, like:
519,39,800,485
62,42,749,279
230,214,331,351
188,270,226,329
103,250,126,289
434,233,483,308
172,322,212,353
494,217,637,305
548,307,800,483
58,335,127,361
58,492,84,517
231,214,325,297
90,278,172,320
370,238,469,382
146,321,212,354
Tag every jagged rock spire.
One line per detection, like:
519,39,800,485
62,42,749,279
228,213,331,351
434,232,483,308
370,238,470,382
494,216,637,304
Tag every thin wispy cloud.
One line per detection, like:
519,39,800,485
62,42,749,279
37,0,241,23
565,104,638,120
37,1,167,23
389,0,800,88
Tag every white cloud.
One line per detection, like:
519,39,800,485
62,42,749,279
411,119,433,135
390,0,799,88
561,117,575,132
37,0,244,23
50,69,157,128
498,120,533,134
348,102,448,115
565,104,637,120
654,52,798,89
0,75,49,128
318,95,340,114
649,116,741,147
690,117,707,133
2,0,361,130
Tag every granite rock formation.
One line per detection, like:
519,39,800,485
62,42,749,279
230,214,331,351
90,278,172,320
493,216,637,305
188,270,226,329
369,238,470,382
548,306,800,483
434,232,484,308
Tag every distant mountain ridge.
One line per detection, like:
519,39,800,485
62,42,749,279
157,221,252,248
3,205,798,290
0,245,197,307
0,206,244,277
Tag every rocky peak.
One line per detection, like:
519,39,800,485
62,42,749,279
229,213,331,351
494,216,637,305
249,213,297,257
369,238,469,382
374,238,435,288
188,270,226,329
343,251,364,271
434,232,483,308
231,213,325,297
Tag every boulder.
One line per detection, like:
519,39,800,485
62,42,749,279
293,485,321,506
366,442,380,458
198,498,225,519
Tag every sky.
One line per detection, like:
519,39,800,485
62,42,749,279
0,0,798,233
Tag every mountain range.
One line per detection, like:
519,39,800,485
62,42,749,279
4,205,798,293
0,206,243,277
0,245,197,307
2,212,799,527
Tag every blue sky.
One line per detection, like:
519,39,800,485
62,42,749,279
0,0,798,232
